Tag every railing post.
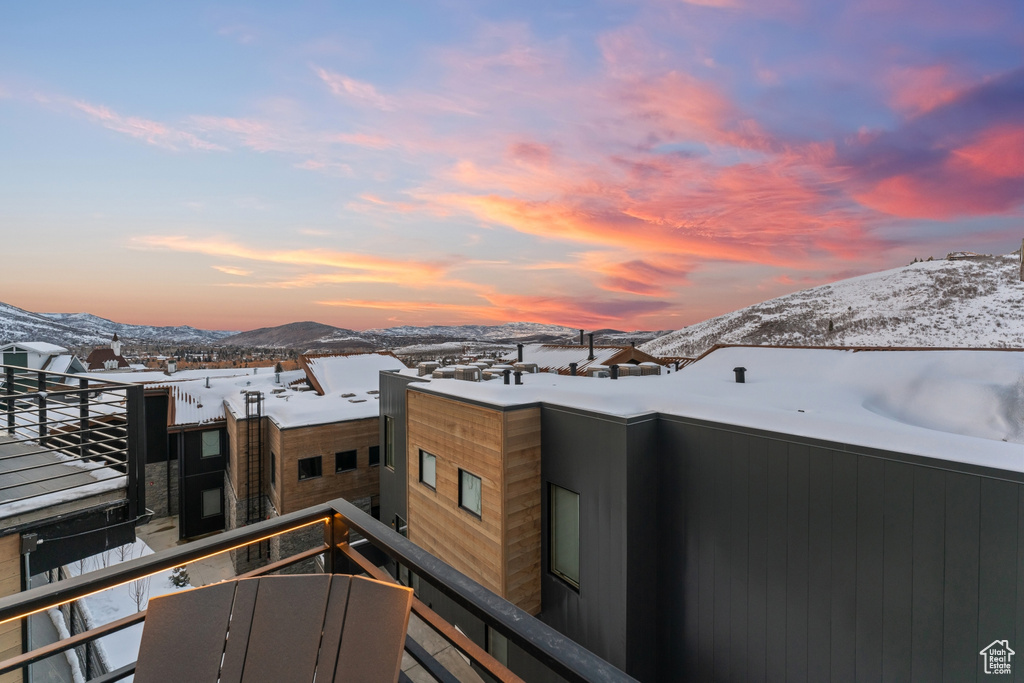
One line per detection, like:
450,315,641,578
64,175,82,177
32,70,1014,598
78,378,89,460
323,513,349,574
37,372,47,445
5,366,14,435
125,384,146,520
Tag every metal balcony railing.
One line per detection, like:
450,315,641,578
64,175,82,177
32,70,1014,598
0,498,636,683
0,364,144,523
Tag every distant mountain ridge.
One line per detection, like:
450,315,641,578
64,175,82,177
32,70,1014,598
0,305,666,350
642,254,1024,358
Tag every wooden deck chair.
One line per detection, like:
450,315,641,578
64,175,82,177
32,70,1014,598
134,574,414,682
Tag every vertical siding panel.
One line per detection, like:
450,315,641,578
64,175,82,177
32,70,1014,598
747,438,769,683
696,430,716,680
882,461,914,682
943,473,980,683
713,431,733,681
855,456,885,682
682,426,702,679
978,479,1017,678
831,451,858,681
765,440,789,680
1015,487,1024,683
910,466,945,682
807,448,832,681
786,444,810,683
729,433,749,683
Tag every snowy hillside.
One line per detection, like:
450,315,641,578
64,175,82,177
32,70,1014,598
0,302,236,347
643,254,1024,358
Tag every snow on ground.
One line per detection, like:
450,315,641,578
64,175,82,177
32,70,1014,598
415,346,1024,472
63,539,193,674
643,254,1024,357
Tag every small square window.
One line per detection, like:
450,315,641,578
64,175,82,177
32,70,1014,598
369,445,380,467
201,487,222,518
200,430,220,458
459,469,482,517
419,450,436,489
298,456,322,481
335,450,357,473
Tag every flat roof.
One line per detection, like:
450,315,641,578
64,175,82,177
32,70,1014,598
409,347,1024,472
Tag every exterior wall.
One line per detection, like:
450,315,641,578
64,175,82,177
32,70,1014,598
405,390,542,613
659,415,1024,683
0,533,21,683
379,372,426,532
144,459,179,518
275,417,379,515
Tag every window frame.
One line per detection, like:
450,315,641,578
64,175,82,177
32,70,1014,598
200,429,221,458
335,449,358,473
419,449,437,490
297,455,323,481
369,445,380,467
270,452,276,486
458,469,482,518
200,487,222,519
548,482,581,590
384,416,395,470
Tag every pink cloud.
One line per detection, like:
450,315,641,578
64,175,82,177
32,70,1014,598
71,101,223,151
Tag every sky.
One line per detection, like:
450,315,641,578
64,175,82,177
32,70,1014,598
1,1,1022,333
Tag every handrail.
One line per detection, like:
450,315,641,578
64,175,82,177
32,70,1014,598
0,499,637,683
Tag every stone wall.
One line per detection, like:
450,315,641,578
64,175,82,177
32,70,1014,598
143,460,179,518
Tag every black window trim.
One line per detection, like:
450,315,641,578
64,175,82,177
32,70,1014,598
548,481,581,591
298,455,323,481
335,449,358,473
458,468,482,519
419,449,437,491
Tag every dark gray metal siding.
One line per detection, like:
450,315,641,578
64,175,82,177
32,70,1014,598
540,406,631,672
659,415,1024,682
378,372,425,534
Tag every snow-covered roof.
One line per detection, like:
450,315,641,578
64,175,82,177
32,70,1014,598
500,344,630,374
1,341,68,355
303,352,405,395
410,347,1024,472
42,354,84,375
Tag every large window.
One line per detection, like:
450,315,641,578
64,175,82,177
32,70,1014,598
369,445,380,467
419,450,436,489
335,450,357,473
270,452,276,486
298,456,322,481
549,483,580,589
385,416,395,469
459,469,482,517
200,430,220,458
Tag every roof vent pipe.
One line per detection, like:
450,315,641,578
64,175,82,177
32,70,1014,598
579,329,584,345
588,333,595,361
514,370,523,385
205,377,210,389
503,369,511,385
569,362,577,376
609,364,619,380
517,344,524,363
733,367,747,383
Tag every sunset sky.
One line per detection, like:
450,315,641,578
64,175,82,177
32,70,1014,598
1,1,1022,332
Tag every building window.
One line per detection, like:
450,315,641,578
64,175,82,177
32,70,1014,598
486,626,508,667
200,430,220,458
394,514,407,537
335,450,357,473
369,445,380,467
459,469,482,517
270,452,276,486
201,487,222,518
549,483,580,589
385,416,395,469
298,456,322,481
419,450,436,489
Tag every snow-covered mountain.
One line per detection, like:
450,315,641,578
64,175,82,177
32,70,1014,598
642,254,1024,358
40,312,236,344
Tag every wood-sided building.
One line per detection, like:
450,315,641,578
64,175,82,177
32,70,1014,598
381,346,1024,682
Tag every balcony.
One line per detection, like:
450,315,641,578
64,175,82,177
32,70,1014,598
0,498,636,682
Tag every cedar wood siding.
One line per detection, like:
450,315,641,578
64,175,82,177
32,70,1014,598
406,391,541,614
0,534,20,683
